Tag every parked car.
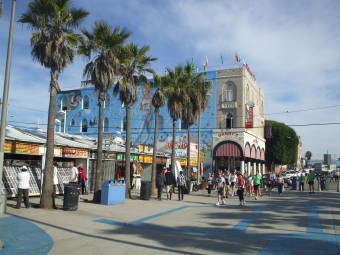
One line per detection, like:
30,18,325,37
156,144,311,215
282,170,298,179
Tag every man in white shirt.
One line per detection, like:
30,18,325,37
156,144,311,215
52,162,59,209
70,161,78,184
16,166,30,209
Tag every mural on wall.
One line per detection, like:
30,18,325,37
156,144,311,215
133,85,154,145
60,90,82,110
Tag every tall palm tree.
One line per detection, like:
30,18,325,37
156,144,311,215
305,151,312,168
163,66,188,175
19,0,89,209
150,75,165,195
181,63,211,179
114,43,156,198
79,22,130,202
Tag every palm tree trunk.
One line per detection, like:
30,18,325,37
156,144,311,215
151,107,159,195
171,119,177,175
40,71,58,209
93,94,104,203
125,105,131,198
186,126,190,180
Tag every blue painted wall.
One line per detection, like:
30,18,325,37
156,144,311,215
56,71,217,169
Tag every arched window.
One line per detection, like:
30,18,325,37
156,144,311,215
61,96,68,111
81,119,88,132
60,119,65,132
83,95,89,109
225,83,236,102
71,119,75,126
104,118,109,132
226,113,233,129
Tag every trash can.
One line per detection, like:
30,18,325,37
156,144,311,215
101,180,126,205
140,180,151,200
63,183,80,211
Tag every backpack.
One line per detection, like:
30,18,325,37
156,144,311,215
178,175,186,186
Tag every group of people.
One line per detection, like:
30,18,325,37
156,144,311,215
16,162,88,209
156,167,188,201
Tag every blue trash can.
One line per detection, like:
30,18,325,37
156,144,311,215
101,180,126,205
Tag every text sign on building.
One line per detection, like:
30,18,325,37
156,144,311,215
245,104,254,128
4,141,40,155
62,148,88,158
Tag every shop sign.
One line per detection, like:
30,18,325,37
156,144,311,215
179,159,198,166
156,157,167,164
4,141,40,155
62,147,88,158
54,147,62,157
116,153,139,161
104,152,116,159
245,104,254,128
139,155,153,163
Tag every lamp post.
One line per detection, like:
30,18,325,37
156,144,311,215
0,0,16,215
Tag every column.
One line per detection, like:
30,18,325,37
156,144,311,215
248,162,251,175
262,163,265,174
240,160,245,175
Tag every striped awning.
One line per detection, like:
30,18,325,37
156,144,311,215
260,149,265,161
215,143,241,157
244,144,251,158
250,146,256,159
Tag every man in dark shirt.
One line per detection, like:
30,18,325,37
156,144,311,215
165,168,175,200
156,169,166,200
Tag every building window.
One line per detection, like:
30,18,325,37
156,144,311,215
81,119,88,133
104,118,109,132
61,96,68,111
226,113,233,129
60,119,64,132
83,95,89,109
71,119,75,126
225,83,236,102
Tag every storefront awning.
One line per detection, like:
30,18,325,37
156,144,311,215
215,143,241,157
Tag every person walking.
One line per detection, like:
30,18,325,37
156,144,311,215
156,170,166,200
268,172,277,196
253,170,262,200
52,162,59,209
16,166,30,209
177,171,187,201
237,174,246,206
299,173,305,192
215,171,226,206
307,170,317,194
207,173,213,196
229,171,238,196
277,174,284,195
69,162,78,184
78,166,88,195
165,167,175,200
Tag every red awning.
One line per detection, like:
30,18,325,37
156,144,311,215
250,146,256,159
216,143,241,157
256,147,261,160
244,144,251,158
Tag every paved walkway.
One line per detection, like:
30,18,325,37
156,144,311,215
1,189,340,255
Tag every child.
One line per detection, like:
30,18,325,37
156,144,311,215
237,174,246,206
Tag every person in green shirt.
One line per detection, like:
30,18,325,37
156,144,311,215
299,173,305,192
307,170,316,194
253,171,262,200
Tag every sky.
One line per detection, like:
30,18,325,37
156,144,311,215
1,0,340,160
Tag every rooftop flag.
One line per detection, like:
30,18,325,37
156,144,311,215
203,56,208,71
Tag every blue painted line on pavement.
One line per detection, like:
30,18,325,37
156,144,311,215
129,206,189,224
0,216,53,255
232,204,267,231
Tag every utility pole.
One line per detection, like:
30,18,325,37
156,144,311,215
0,0,16,215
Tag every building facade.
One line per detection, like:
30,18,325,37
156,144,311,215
56,65,266,175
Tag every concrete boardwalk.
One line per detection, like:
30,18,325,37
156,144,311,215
1,189,340,255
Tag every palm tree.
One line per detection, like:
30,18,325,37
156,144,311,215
19,0,89,209
79,22,130,202
150,75,165,195
163,66,188,175
114,43,156,198
181,63,211,179
305,151,312,167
